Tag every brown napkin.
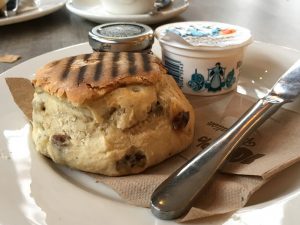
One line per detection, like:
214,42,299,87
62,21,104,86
5,77,300,222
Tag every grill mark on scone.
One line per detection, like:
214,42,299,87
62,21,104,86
127,52,137,75
94,53,105,81
111,52,120,78
77,54,91,85
61,56,77,80
51,60,60,67
142,53,152,72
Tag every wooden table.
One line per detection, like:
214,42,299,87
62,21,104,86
1,0,300,73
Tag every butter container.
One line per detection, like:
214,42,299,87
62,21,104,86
89,22,154,53
155,21,252,95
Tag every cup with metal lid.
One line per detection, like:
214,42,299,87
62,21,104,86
155,21,253,96
88,22,154,53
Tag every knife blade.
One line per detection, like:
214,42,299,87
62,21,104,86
150,59,300,220
270,60,300,100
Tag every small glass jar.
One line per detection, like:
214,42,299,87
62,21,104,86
88,22,154,53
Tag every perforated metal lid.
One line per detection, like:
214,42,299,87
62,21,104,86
89,22,154,52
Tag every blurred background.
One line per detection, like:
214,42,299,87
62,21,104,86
0,0,300,73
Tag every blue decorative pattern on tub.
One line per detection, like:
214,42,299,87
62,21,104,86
187,69,205,91
165,25,236,38
187,62,236,92
206,62,226,92
226,69,236,88
164,56,184,88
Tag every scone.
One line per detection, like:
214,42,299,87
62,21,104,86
32,52,195,176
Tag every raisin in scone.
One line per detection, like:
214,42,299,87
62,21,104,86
32,52,195,176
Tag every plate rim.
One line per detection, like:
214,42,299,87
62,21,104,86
0,0,67,26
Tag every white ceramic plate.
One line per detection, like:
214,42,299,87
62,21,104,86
1,41,300,225
66,0,189,25
0,0,66,26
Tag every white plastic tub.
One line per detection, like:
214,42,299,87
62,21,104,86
155,21,252,96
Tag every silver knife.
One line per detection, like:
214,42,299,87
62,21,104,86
150,59,300,220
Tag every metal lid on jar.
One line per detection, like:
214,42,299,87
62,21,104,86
88,22,154,52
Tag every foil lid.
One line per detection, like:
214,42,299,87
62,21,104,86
155,21,252,49
89,22,154,52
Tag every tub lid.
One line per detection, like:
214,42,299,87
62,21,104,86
155,21,252,50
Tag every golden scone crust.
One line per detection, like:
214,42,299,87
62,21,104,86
32,52,195,176
33,52,166,105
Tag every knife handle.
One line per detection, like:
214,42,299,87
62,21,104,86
151,96,285,220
